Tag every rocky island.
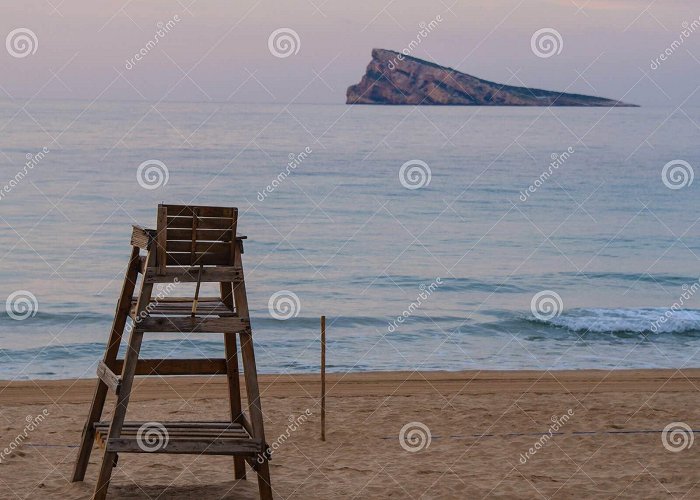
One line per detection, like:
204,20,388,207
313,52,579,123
347,49,636,107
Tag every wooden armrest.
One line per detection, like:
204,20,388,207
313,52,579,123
132,225,246,251
131,225,156,249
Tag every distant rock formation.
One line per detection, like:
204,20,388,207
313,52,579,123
347,49,637,107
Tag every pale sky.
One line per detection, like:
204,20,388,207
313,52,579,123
1,0,699,105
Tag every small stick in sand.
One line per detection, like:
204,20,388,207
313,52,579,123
321,315,326,441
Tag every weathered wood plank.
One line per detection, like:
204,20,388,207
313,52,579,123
161,205,236,218
106,437,262,455
134,316,249,334
166,250,231,266
130,225,152,249
108,358,228,376
167,216,232,230
96,361,121,395
144,266,242,283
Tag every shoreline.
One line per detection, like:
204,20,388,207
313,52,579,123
2,368,699,404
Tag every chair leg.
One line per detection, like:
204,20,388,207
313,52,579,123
73,246,141,483
256,460,273,500
72,381,108,482
239,329,273,499
93,327,145,500
221,282,247,480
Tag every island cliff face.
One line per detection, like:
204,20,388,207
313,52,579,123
347,49,636,107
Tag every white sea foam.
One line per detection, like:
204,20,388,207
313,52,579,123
537,308,700,334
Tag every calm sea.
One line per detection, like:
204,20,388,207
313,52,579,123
1,99,699,379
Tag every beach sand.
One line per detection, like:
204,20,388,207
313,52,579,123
0,369,698,499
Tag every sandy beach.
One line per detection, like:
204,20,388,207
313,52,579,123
0,369,698,499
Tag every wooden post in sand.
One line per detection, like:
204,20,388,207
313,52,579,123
321,315,326,441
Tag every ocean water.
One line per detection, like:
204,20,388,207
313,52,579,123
1,99,699,379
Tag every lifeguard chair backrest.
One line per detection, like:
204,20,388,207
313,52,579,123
155,204,238,271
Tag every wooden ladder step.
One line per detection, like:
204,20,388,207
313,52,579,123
130,315,249,333
96,361,121,395
94,421,262,456
129,298,237,317
143,266,243,284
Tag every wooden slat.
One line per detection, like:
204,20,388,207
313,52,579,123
161,205,236,218
134,316,249,333
96,421,248,430
156,206,168,275
144,266,243,283
95,422,249,438
167,217,232,230
109,358,228,376
130,225,152,249
106,437,262,455
96,361,121,395
167,228,233,242
166,241,232,254
166,250,231,266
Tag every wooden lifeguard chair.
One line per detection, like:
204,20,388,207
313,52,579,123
71,204,272,500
